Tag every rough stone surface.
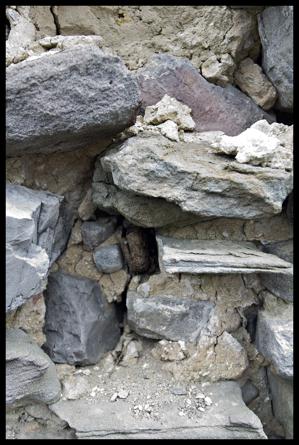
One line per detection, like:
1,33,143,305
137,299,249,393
259,240,293,302
43,271,121,365
211,120,293,171
121,226,157,275
100,134,293,220
143,94,195,130
157,236,293,275
6,328,61,406
137,54,274,136
234,58,277,110
201,53,235,87
50,381,266,439
81,217,117,251
255,296,293,379
6,183,69,312
6,45,141,156
93,244,124,273
6,7,36,64
241,381,259,405
258,6,293,112
268,369,293,439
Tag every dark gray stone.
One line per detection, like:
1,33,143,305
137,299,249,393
6,46,141,157
81,217,117,251
268,368,293,439
259,240,293,302
43,271,120,365
93,244,124,273
6,183,70,312
258,6,293,112
137,53,274,136
127,291,214,342
6,328,61,406
241,381,259,405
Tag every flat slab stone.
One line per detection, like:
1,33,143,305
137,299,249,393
50,381,266,439
6,329,61,406
6,45,141,156
100,133,292,220
157,237,293,275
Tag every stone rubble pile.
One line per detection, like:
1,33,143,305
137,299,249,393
6,4,293,440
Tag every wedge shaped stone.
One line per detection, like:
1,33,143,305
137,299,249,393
6,45,141,156
157,237,293,275
100,134,292,220
6,328,61,406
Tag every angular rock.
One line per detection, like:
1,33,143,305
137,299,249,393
43,271,120,365
201,53,235,87
259,240,293,302
137,54,274,136
127,289,214,342
6,328,61,406
258,6,293,112
241,381,259,405
157,120,179,142
157,236,293,275
50,381,266,439
255,300,293,379
234,58,277,110
211,120,293,171
143,94,195,130
6,45,141,156
81,217,117,251
268,369,293,438
6,183,69,312
93,244,124,273
100,133,293,220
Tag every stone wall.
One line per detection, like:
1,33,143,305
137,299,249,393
6,5,293,440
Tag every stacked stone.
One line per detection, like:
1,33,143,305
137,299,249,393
6,4,293,440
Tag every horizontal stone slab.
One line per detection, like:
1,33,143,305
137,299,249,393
100,133,292,220
157,236,293,275
50,381,266,439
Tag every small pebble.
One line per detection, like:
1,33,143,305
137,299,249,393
170,387,187,396
118,389,129,399
205,396,212,405
199,407,205,412
195,392,205,399
110,393,118,402
82,369,91,376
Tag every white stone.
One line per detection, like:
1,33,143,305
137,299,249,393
157,120,179,141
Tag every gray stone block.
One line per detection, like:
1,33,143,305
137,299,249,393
258,6,293,112
6,328,61,406
81,217,117,251
268,369,293,438
93,244,124,273
6,183,69,312
43,271,121,365
6,45,141,156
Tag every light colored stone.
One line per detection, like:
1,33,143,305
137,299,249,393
201,54,235,86
50,381,266,438
6,328,61,406
234,58,277,110
256,295,293,379
144,95,195,131
157,120,179,141
78,188,96,221
6,7,36,64
157,236,293,275
62,375,90,401
38,35,103,50
100,133,292,220
212,120,293,171
151,340,187,362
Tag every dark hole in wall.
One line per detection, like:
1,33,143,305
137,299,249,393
6,18,10,40
274,110,293,125
243,304,259,342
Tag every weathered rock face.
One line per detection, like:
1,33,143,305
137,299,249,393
255,295,293,379
258,6,293,112
93,244,124,273
100,133,292,221
81,217,117,251
234,58,277,110
259,240,293,302
157,236,293,275
50,381,266,439
6,328,61,406
6,45,141,156
137,54,274,136
6,183,69,312
268,369,293,439
43,271,121,365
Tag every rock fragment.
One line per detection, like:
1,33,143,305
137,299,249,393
43,271,121,365
201,54,235,87
93,244,124,273
6,328,61,406
81,217,117,251
268,369,293,438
